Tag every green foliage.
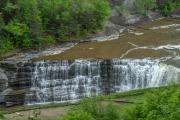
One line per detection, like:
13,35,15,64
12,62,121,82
62,110,93,120
4,20,31,48
34,35,55,48
0,14,4,32
158,0,180,16
123,85,180,120
61,98,120,120
0,0,110,54
0,112,5,120
4,21,28,36
39,0,110,40
116,5,130,17
0,37,13,56
134,0,157,16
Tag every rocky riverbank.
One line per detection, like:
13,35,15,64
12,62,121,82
0,0,171,62
0,0,180,107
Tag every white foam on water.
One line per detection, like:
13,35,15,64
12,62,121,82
24,59,180,105
150,24,180,30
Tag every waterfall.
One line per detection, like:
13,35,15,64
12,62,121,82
24,59,180,105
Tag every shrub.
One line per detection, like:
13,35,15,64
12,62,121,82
3,20,31,48
0,37,13,56
34,35,55,49
123,85,180,120
0,112,5,120
62,110,93,120
134,0,157,16
157,0,180,16
61,98,120,120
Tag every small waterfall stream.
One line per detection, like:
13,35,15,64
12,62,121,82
24,59,180,105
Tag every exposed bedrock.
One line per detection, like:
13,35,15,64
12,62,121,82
94,0,162,41
0,58,179,106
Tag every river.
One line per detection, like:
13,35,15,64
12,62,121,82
0,18,180,106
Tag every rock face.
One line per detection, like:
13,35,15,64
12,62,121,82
0,0,179,107
0,69,8,92
0,62,30,106
95,0,161,41
108,0,161,25
0,59,180,106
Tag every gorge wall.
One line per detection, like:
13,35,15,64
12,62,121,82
0,59,180,106
0,0,179,107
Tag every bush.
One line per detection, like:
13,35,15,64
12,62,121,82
34,35,55,49
61,98,120,120
0,37,13,56
157,0,180,16
134,0,157,16
62,110,93,120
0,112,5,120
3,20,31,48
123,85,180,120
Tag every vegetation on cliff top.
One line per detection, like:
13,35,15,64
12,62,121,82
0,0,110,56
158,0,180,15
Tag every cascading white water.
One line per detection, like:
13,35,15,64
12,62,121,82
25,59,180,105
25,60,102,104
111,59,180,91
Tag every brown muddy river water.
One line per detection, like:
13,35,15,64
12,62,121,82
36,18,180,60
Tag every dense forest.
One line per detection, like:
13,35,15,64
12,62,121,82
0,0,179,56
0,0,110,55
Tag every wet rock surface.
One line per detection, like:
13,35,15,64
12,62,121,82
0,18,180,106
0,0,179,106
0,58,180,106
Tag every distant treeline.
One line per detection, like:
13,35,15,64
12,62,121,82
0,0,110,55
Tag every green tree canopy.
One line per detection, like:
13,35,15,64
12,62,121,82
0,0,110,54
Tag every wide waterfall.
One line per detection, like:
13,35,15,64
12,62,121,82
24,59,180,105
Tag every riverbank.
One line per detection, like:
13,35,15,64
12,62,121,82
3,85,180,120
0,17,179,108
1,17,179,62
35,18,180,61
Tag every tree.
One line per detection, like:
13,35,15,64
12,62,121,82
134,0,157,16
157,0,180,16
0,13,4,33
0,0,110,53
4,20,30,48
124,86,180,120
16,0,43,48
